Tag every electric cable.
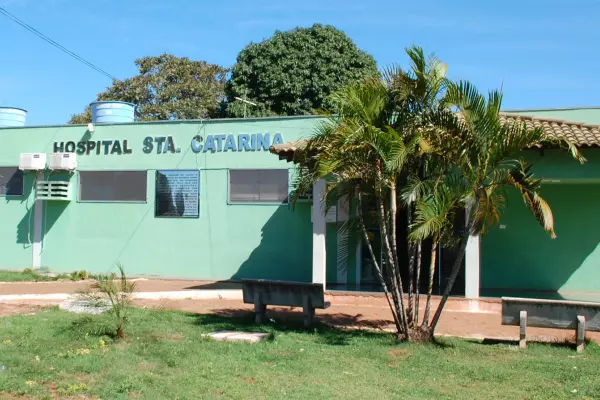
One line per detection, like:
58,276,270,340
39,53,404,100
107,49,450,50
0,6,117,81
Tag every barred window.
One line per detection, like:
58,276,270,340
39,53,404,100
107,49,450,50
0,167,24,196
229,169,288,203
79,171,147,202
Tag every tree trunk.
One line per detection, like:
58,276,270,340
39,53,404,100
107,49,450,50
414,241,422,325
116,326,125,339
407,241,416,324
375,169,408,336
428,228,470,334
357,192,402,333
422,236,438,328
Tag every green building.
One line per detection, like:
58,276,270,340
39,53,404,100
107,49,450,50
0,105,599,300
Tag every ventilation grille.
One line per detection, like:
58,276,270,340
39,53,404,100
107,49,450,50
36,181,72,201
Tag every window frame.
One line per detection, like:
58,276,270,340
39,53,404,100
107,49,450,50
227,168,290,205
77,170,148,204
0,166,25,197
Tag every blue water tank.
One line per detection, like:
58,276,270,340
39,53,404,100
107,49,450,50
0,107,27,127
90,101,135,124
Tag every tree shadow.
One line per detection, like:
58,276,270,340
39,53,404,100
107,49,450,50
183,281,242,290
475,337,592,350
14,173,72,245
190,309,392,346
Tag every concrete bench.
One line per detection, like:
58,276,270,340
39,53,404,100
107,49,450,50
501,297,600,352
241,279,330,327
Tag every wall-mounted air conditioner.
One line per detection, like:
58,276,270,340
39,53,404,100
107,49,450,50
19,153,46,171
48,152,77,171
36,181,72,201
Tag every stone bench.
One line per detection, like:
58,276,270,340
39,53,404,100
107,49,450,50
241,279,330,327
501,297,600,352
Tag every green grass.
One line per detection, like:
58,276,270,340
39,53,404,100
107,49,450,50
0,270,94,282
0,308,598,399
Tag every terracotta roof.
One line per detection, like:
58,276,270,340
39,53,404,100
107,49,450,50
269,114,600,160
498,112,600,147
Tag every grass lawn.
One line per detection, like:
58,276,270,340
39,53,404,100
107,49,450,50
0,307,598,399
0,270,87,282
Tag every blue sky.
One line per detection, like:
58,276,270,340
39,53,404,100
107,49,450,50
1,0,598,126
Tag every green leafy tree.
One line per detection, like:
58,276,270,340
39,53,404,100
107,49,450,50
69,54,227,124
224,24,378,117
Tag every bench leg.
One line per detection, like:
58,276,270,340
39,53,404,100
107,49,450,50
577,315,586,353
254,293,266,325
302,295,314,327
519,311,527,349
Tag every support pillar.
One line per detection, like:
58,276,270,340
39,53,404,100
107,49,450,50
32,171,43,269
465,234,480,299
312,179,327,287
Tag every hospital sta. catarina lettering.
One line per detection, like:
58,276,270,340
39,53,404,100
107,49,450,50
53,132,285,155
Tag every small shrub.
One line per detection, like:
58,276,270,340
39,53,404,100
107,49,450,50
22,268,33,275
76,264,136,339
70,271,80,281
78,270,89,280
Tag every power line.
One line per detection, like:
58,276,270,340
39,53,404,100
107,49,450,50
0,6,117,81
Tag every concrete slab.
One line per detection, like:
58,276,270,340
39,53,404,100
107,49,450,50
59,299,112,314
204,331,269,344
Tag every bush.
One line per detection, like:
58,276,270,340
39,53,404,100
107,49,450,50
76,264,136,339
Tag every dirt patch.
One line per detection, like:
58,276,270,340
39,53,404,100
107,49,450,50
0,303,40,317
150,332,184,342
387,348,411,360
0,393,33,399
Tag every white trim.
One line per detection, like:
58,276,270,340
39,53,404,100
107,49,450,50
465,235,480,299
32,171,43,269
312,179,327,286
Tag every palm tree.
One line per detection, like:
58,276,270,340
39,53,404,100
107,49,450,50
413,81,585,335
293,46,456,340
294,75,417,338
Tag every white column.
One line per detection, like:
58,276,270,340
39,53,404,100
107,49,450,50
465,234,480,299
336,196,349,284
32,171,44,269
312,179,327,286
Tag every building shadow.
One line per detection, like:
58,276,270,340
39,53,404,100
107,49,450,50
231,203,313,282
12,172,71,245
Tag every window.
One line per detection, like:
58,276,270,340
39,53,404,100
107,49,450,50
229,169,289,203
79,171,147,202
0,167,24,196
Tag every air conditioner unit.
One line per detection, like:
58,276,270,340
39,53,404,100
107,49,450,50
36,181,72,201
19,153,46,171
48,152,77,171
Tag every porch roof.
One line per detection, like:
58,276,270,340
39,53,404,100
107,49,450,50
269,113,600,162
